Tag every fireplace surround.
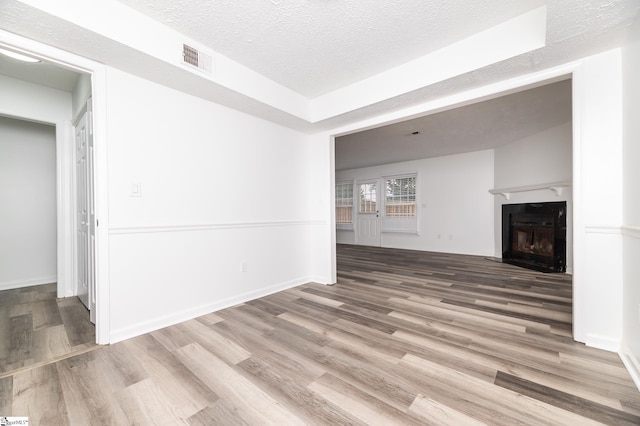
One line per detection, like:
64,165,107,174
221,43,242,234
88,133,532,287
501,201,567,272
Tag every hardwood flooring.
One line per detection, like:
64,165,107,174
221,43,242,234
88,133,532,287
0,283,96,376
1,245,639,425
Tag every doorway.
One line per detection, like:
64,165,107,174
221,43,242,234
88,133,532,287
0,116,57,290
355,179,381,247
0,115,96,373
329,63,608,348
0,40,104,342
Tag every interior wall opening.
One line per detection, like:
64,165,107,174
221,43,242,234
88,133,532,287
332,75,574,331
0,43,98,355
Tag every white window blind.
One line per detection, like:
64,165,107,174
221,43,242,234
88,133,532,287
383,174,417,233
336,181,354,229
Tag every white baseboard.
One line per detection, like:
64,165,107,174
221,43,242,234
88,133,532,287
620,342,640,392
0,276,57,291
306,275,334,285
109,276,315,344
585,333,620,352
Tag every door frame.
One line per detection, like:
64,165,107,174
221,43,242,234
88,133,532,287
0,30,111,344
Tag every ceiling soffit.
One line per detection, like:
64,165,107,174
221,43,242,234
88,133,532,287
0,1,637,133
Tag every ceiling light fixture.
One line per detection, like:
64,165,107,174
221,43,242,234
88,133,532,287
0,47,41,63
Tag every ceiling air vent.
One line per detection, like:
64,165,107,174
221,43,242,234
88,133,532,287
182,44,213,75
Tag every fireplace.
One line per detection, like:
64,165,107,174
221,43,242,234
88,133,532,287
502,202,567,272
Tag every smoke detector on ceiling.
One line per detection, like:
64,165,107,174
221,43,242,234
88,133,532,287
182,44,213,76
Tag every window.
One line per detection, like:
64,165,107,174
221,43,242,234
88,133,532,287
383,174,417,233
359,182,377,213
385,176,416,218
336,181,354,228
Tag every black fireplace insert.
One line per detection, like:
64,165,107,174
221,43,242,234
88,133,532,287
502,202,567,272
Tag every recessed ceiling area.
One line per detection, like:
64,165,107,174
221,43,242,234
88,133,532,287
107,0,636,111
115,0,545,97
0,50,83,92
0,1,636,131
335,78,572,171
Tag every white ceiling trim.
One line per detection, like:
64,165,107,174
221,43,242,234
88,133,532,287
13,0,547,124
310,6,547,122
330,60,578,141
0,36,91,76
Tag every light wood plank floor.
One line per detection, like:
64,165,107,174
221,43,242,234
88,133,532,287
2,246,639,425
0,283,96,376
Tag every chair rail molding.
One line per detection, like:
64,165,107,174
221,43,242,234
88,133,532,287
109,219,327,235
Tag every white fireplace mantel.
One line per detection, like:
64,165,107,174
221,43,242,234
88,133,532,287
488,181,571,200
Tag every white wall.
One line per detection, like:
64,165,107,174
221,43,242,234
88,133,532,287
336,149,495,256
493,121,573,272
0,75,72,122
621,14,640,389
0,74,74,296
494,122,572,188
308,133,335,284
573,49,624,351
104,68,316,342
72,72,91,120
0,116,57,290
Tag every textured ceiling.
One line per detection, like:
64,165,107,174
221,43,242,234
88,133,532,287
0,0,637,141
0,1,632,175
335,79,572,170
116,0,544,97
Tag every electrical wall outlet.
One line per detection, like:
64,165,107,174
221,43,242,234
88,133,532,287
241,261,248,273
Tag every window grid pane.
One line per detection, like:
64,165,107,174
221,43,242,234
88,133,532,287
385,176,416,218
336,182,353,225
359,183,377,213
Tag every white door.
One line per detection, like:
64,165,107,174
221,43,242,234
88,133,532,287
356,180,381,247
75,107,96,322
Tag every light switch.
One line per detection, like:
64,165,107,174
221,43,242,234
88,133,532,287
130,182,142,197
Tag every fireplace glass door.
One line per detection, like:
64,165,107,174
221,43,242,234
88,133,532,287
512,226,554,258
501,202,567,272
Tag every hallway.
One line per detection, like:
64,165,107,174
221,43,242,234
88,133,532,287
0,283,95,375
